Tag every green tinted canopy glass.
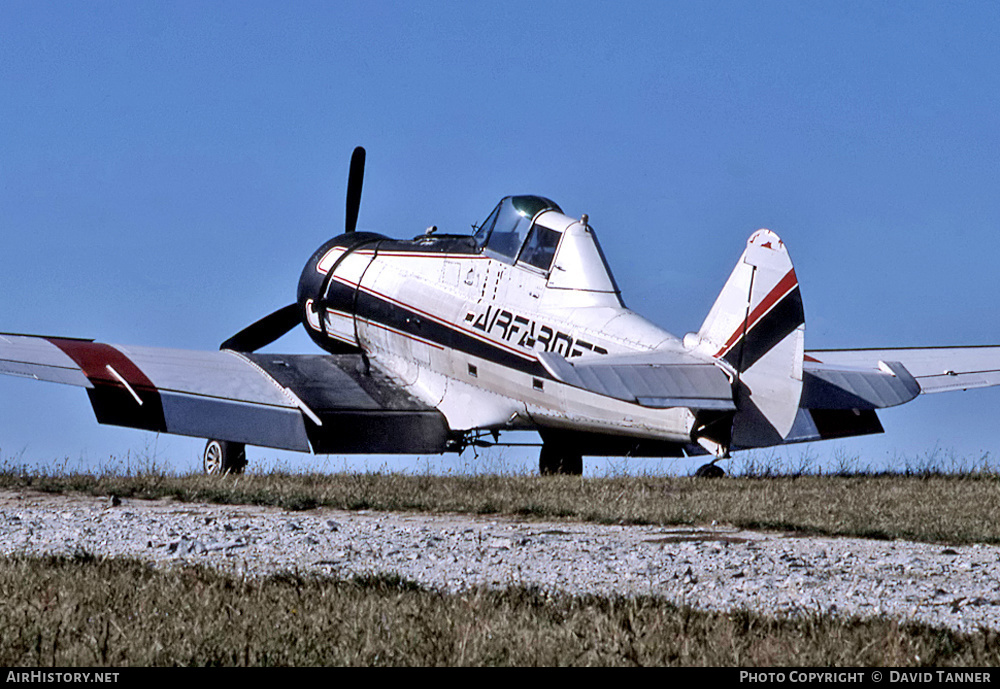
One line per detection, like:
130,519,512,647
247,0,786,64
510,195,562,218
474,196,563,264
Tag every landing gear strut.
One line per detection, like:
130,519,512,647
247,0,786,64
203,439,247,475
694,433,729,478
539,444,583,476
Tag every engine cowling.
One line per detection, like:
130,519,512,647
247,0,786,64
296,231,388,351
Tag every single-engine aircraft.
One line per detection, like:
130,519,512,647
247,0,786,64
4,147,1000,476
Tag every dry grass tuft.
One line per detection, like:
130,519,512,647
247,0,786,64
1,463,999,544
1,555,997,667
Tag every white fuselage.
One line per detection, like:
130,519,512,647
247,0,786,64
305,207,704,445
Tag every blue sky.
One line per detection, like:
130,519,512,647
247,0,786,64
3,2,1000,475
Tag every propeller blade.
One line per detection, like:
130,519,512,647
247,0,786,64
220,303,300,352
345,146,366,233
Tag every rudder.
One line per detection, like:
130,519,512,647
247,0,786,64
686,229,805,444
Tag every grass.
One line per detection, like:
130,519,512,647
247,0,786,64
2,463,1000,544
1,554,997,667
3,453,1000,665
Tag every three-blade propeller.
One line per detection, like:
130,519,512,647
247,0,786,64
220,146,366,352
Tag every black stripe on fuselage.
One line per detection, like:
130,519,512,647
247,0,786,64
320,279,550,378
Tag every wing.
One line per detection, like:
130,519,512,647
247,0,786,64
0,333,448,454
807,346,1000,394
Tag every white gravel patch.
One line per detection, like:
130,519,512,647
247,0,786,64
2,489,998,634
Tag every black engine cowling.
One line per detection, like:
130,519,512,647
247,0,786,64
296,231,388,351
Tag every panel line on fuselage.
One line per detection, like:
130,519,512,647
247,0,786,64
329,273,543,361
323,274,554,379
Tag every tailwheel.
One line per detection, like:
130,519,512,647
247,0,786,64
694,431,730,478
539,445,583,476
203,439,247,475
694,462,726,479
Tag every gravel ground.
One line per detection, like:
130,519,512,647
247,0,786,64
2,489,998,634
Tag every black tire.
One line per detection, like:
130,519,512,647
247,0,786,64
694,463,726,479
539,445,583,476
203,440,247,475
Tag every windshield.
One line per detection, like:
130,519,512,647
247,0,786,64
473,195,562,264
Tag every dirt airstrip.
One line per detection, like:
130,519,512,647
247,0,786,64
2,489,998,633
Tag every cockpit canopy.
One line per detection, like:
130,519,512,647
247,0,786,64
474,195,564,271
471,194,623,306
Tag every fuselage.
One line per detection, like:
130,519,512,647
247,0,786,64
296,196,704,451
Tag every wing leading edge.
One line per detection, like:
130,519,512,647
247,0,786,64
0,333,449,454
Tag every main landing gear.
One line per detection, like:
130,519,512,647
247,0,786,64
203,439,247,475
539,444,583,476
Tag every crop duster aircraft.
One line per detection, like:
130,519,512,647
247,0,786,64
4,147,1000,476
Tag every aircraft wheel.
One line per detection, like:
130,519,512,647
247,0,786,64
539,445,583,476
203,440,247,475
694,463,726,479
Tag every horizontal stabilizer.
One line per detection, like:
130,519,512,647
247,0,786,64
807,346,1000,394
537,351,735,410
802,360,920,409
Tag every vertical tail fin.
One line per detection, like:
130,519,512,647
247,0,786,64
688,229,804,444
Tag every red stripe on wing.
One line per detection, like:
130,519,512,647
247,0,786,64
45,338,156,390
